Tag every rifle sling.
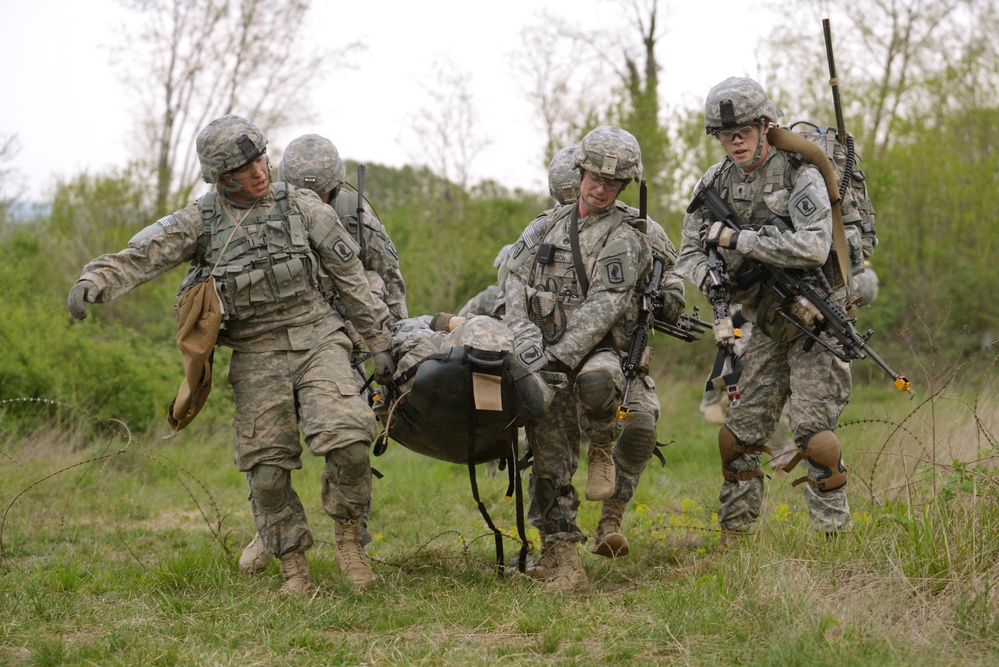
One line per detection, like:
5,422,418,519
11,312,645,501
568,205,590,297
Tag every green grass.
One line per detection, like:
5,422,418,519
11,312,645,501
2,356,999,665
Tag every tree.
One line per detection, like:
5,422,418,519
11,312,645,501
513,1,681,214
407,58,491,199
0,134,23,225
113,0,358,215
764,0,999,160
511,13,605,164
609,0,675,213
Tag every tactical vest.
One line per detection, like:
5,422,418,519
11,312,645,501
715,152,854,289
517,203,639,347
715,151,794,233
186,183,323,321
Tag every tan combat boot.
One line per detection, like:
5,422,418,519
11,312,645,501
585,440,616,501
334,519,377,590
239,532,272,573
590,498,630,558
525,541,557,581
546,540,588,593
278,551,315,595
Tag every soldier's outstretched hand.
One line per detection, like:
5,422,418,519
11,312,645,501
67,280,98,320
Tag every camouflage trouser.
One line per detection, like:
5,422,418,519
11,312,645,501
229,330,378,556
610,373,661,504
720,330,853,534
527,349,625,544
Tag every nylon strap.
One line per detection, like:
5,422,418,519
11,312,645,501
568,205,590,297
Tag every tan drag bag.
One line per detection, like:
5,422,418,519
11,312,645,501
167,277,223,432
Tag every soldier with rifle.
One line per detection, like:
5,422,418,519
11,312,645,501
504,126,652,591
676,77,860,545
515,145,694,572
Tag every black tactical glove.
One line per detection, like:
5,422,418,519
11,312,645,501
67,280,98,320
372,351,396,384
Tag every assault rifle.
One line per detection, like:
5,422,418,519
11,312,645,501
616,180,653,421
654,307,710,343
687,194,743,405
691,185,911,395
616,182,712,422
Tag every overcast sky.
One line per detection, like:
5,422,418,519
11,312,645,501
2,0,781,202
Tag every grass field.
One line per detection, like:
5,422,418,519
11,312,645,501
2,346,998,666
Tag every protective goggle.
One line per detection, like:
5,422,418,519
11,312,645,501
713,124,759,143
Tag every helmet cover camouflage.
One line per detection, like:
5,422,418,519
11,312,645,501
575,126,643,182
278,133,346,197
704,77,783,133
548,144,581,204
195,115,268,183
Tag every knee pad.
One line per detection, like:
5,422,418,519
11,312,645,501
248,464,290,514
791,430,847,492
617,411,658,468
574,369,619,420
718,425,770,483
325,442,370,485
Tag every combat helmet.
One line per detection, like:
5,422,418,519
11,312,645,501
195,115,268,184
575,126,643,184
279,134,346,200
548,144,581,205
703,77,782,134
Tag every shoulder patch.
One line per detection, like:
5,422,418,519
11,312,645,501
604,258,625,285
328,237,356,262
510,239,526,260
795,195,817,218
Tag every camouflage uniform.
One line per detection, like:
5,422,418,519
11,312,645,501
608,217,683,507
518,144,684,556
676,79,852,536
505,127,652,564
69,117,393,590
246,133,406,552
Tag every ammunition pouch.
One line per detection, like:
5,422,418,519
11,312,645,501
719,425,771,483
756,289,806,344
